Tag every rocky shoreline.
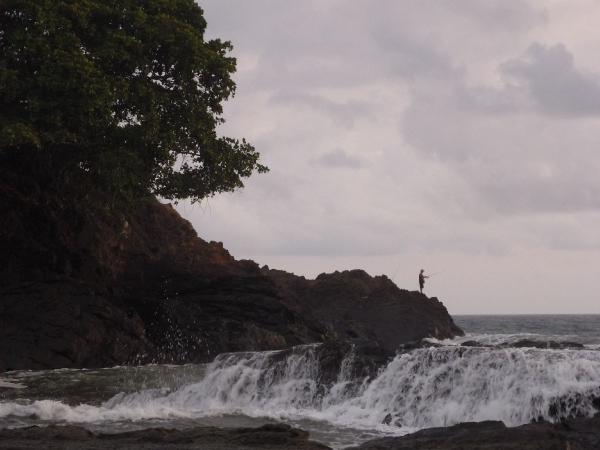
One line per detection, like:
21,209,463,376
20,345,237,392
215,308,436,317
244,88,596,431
1,414,599,450
2,180,517,450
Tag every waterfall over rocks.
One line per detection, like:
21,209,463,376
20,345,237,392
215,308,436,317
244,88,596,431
151,343,600,430
3,342,599,435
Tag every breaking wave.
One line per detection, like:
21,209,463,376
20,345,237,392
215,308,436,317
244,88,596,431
1,344,600,432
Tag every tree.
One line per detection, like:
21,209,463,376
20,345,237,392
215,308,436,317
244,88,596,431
0,0,267,203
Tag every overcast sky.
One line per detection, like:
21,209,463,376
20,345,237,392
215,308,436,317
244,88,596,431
176,1,600,314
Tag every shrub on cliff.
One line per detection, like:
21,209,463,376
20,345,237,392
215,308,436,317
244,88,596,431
0,0,267,202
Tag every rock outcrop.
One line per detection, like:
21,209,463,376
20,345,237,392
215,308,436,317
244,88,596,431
0,175,462,371
349,413,600,450
0,423,331,450
266,268,463,354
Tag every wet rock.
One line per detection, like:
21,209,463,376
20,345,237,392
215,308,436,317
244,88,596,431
456,339,586,351
348,413,600,450
396,339,446,352
0,423,331,449
314,339,392,386
548,392,600,420
506,339,585,350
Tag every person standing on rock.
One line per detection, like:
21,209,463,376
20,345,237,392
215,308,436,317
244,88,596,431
419,269,429,294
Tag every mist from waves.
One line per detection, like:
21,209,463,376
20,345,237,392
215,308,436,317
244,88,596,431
1,342,600,438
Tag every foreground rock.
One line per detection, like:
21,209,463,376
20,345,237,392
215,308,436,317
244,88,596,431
1,175,462,371
3,416,600,450
349,414,600,450
0,424,330,450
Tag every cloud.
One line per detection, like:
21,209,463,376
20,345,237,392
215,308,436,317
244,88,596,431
398,39,600,216
313,149,365,169
269,91,372,127
403,92,600,215
501,43,600,116
183,0,600,312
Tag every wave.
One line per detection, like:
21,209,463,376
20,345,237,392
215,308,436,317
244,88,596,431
0,380,25,389
1,344,599,432
427,332,596,347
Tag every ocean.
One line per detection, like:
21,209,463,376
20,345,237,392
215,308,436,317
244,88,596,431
1,315,599,449
454,315,600,346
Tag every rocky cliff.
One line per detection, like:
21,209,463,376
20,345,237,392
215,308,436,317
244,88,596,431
265,268,463,355
0,176,462,371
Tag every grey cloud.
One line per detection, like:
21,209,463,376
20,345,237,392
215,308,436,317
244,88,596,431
528,213,600,251
501,43,600,116
270,91,371,127
471,163,600,214
403,87,600,214
454,84,529,114
367,22,456,80
450,0,546,31
396,37,600,217
314,149,365,169
403,101,600,215
443,43,600,118
203,0,473,96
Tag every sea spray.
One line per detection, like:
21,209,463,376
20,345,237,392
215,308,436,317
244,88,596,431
1,344,599,432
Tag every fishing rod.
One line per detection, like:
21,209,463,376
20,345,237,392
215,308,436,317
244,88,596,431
390,261,403,282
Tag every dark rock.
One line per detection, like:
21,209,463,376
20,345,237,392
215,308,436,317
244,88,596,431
506,339,585,350
456,339,586,351
0,281,150,371
313,339,392,387
396,339,445,352
348,413,600,450
0,423,331,449
0,175,462,371
0,178,326,370
265,268,464,355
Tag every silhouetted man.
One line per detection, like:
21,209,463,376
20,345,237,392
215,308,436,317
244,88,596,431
419,269,429,294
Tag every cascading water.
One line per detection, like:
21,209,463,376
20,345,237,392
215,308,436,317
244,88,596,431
141,344,600,430
327,346,600,429
2,343,599,435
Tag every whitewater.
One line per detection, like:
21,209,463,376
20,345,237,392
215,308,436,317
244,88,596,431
1,315,600,448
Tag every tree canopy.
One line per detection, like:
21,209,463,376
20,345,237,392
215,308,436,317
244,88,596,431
0,0,267,202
